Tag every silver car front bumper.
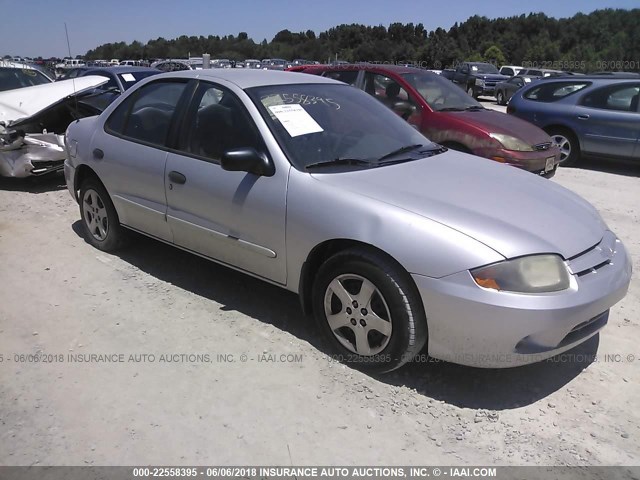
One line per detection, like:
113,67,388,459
412,232,632,368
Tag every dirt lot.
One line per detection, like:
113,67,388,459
0,160,638,467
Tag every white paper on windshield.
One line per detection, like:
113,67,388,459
268,104,323,137
122,73,136,82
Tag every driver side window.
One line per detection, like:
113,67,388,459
178,82,266,162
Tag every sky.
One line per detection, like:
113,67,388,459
2,0,638,58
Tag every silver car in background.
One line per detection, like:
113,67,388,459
64,70,632,372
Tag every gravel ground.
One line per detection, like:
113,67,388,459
0,160,638,467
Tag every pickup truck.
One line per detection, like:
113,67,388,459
451,62,509,99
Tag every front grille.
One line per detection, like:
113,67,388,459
559,311,609,347
533,142,552,151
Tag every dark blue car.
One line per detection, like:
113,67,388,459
507,75,640,165
57,66,161,111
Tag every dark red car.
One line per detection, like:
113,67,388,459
290,64,561,177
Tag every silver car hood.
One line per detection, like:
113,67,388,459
312,152,606,260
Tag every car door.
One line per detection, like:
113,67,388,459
577,82,640,158
164,80,288,284
93,78,190,242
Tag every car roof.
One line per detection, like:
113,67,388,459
157,69,340,88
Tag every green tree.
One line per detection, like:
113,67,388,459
484,45,506,65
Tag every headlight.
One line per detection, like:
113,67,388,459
471,255,570,293
489,133,534,152
475,78,485,86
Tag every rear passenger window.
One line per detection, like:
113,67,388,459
580,84,640,112
524,82,590,102
105,81,187,146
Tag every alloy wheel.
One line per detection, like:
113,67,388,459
323,274,392,356
82,189,109,241
551,134,572,162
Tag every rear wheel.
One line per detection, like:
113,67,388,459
496,91,505,106
312,247,427,373
79,178,127,251
547,128,580,167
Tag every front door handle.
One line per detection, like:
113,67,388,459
93,148,104,159
578,114,590,120
168,171,186,184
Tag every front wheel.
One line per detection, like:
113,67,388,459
79,178,127,251
312,248,428,373
496,91,505,106
547,128,580,167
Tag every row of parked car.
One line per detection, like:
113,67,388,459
289,63,640,168
0,59,632,372
2,57,638,180
149,58,318,72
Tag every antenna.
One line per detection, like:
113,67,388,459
65,22,80,118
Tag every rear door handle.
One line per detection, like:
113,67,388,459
92,148,104,159
168,171,186,184
578,114,590,120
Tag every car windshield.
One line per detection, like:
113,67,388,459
401,71,482,111
0,67,51,92
246,83,439,171
471,64,500,74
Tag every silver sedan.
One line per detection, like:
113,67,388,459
64,69,632,372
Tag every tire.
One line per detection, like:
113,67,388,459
546,128,580,167
312,247,428,373
467,86,476,99
496,91,505,106
79,177,127,251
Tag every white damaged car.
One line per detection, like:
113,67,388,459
0,76,107,177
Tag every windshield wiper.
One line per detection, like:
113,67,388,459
378,145,447,165
436,107,464,112
375,144,424,162
464,105,485,111
305,158,373,170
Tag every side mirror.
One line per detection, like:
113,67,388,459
392,101,417,120
221,148,275,177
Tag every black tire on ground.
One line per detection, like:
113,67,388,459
312,247,428,373
79,177,127,251
496,91,505,106
467,86,476,99
546,128,580,167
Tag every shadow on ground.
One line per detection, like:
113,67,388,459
565,158,640,178
0,173,66,193
71,221,599,411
